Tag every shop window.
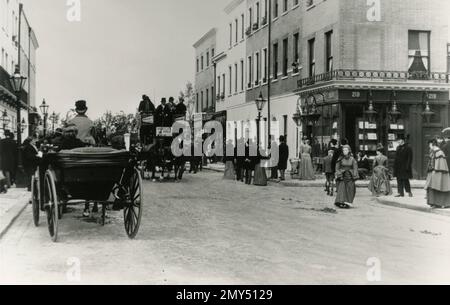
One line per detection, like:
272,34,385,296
408,31,430,77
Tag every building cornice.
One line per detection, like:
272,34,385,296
193,28,217,48
212,51,227,63
224,0,245,14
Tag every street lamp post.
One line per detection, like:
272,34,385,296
388,91,401,124
20,118,27,133
255,92,267,148
9,66,27,145
40,99,49,137
49,111,58,132
421,92,435,124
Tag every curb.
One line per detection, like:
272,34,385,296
375,197,450,217
204,167,425,190
281,181,425,189
0,194,30,240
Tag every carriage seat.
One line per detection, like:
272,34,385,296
59,147,125,154
47,147,130,169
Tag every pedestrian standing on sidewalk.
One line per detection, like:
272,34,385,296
0,135,6,193
323,150,335,196
270,137,279,180
243,139,255,185
368,144,392,197
356,151,370,180
0,130,17,188
335,145,359,209
393,136,414,198
235,137,245,182
425,139,450,209
223,140,236,180
278,136,289,181
441,132,450,173
299,138,315,180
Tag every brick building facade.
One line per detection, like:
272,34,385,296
193,0,450,178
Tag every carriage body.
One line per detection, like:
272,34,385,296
31,147,143,242
44,148,130,201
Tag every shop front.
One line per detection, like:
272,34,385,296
294,70,450,179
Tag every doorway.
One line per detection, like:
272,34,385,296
344,105,363,153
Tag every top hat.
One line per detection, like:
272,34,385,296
75,100,88,114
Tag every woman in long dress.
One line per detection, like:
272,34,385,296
425,139,450,209
299,139,315,180
368,145,393,197
335,145,359,209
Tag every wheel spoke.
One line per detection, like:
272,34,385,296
130,207,138,224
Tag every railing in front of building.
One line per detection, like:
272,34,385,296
297,69,450,89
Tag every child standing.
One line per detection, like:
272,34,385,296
323,150,335,196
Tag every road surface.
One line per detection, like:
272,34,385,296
1,171,450,284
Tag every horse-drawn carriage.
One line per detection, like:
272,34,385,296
31,146,143,242
138,111,187,180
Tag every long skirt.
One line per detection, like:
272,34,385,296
299,153,315,180
368,166,392,196
335,173,356,204
254,163,268,186
427,189,450,208
224,161,235,180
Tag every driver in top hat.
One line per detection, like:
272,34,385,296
68,100,96,145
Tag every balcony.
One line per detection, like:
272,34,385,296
296,69,450,90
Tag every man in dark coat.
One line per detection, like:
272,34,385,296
175,98,187,118
22,137,40,191
393,138,414,197
330,139,341,174
138,95,156,113
155,98,173,127
0,131,18,188
278,136,289,181
60,124,86,151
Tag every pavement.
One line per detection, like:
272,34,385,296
1,170,450,284
0,188,31,239
204,163,450,217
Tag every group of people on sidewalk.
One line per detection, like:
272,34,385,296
0,130,17,193
221,131,450,210
222,135,291,186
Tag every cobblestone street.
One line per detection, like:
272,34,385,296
1,171,450,284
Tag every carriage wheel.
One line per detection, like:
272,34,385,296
124,168,143,239
45,170,59,242
31,175,40,227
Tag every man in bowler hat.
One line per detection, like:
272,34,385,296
68,100,95,145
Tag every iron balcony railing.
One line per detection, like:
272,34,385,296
297,69,450,89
